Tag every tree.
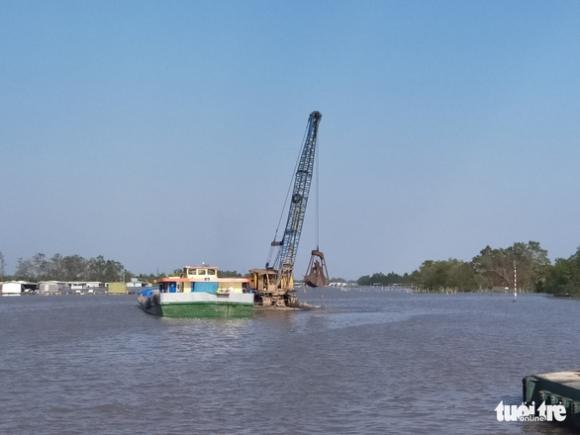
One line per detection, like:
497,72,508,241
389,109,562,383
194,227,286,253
446,260,478,291
15,257,33,280
13,252,130,282
357,272,406,286
86,255,107,281
217,270,242,278
472,246,513,289
543,248,580,295
418,260,444,290
472,241,549,291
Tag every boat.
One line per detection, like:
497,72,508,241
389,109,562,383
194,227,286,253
137,265,255,318
523,370,580,427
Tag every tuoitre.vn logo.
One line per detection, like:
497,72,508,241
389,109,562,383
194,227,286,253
495,401,566,422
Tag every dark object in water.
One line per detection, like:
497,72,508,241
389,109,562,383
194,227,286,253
305,249,329,287
523,370,580,427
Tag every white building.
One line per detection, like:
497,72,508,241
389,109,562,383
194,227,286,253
127,278,144,289
1,281,38,296
67,281,104,291
38,281,68,295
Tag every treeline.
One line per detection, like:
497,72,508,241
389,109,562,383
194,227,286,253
2,252,246,283
217,270,242,278
357,241,580,295
357,272,412,286
413,241,549,292
12,253,130,282
543,250,580,296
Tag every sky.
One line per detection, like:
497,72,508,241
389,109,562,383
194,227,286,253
1,1,580,279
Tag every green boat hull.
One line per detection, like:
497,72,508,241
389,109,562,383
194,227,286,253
143,301,254,318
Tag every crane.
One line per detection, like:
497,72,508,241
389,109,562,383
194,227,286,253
249,111,328,308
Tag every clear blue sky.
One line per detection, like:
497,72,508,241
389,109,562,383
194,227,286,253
1,1,580,278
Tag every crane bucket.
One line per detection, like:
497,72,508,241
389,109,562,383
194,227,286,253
304,249,329,288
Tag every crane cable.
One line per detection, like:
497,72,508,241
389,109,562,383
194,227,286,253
267,121,310,266
316,133,326,307
315,129,320,250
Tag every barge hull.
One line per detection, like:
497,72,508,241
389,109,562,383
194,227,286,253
138,292,255,318
158,302,253,318
523,370,580,427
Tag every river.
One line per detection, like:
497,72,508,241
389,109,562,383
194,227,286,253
0,289,578,434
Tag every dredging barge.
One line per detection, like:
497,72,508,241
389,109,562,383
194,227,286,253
138,111,329,317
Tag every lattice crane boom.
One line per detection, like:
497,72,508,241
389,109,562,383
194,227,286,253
271,111,322,278
249,111,327,307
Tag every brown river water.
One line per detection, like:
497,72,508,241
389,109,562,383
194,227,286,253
0,289,578,434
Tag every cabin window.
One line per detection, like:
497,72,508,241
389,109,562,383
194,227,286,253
188,268,196,275
208,269,216,276
198,269,207,275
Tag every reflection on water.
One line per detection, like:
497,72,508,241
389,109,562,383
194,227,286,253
0,290,579,434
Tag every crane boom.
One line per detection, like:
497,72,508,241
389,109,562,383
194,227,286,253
272,111,322,275
249,111,325,308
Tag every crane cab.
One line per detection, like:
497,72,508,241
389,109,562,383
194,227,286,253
249,268,281,293
249,268,296,307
